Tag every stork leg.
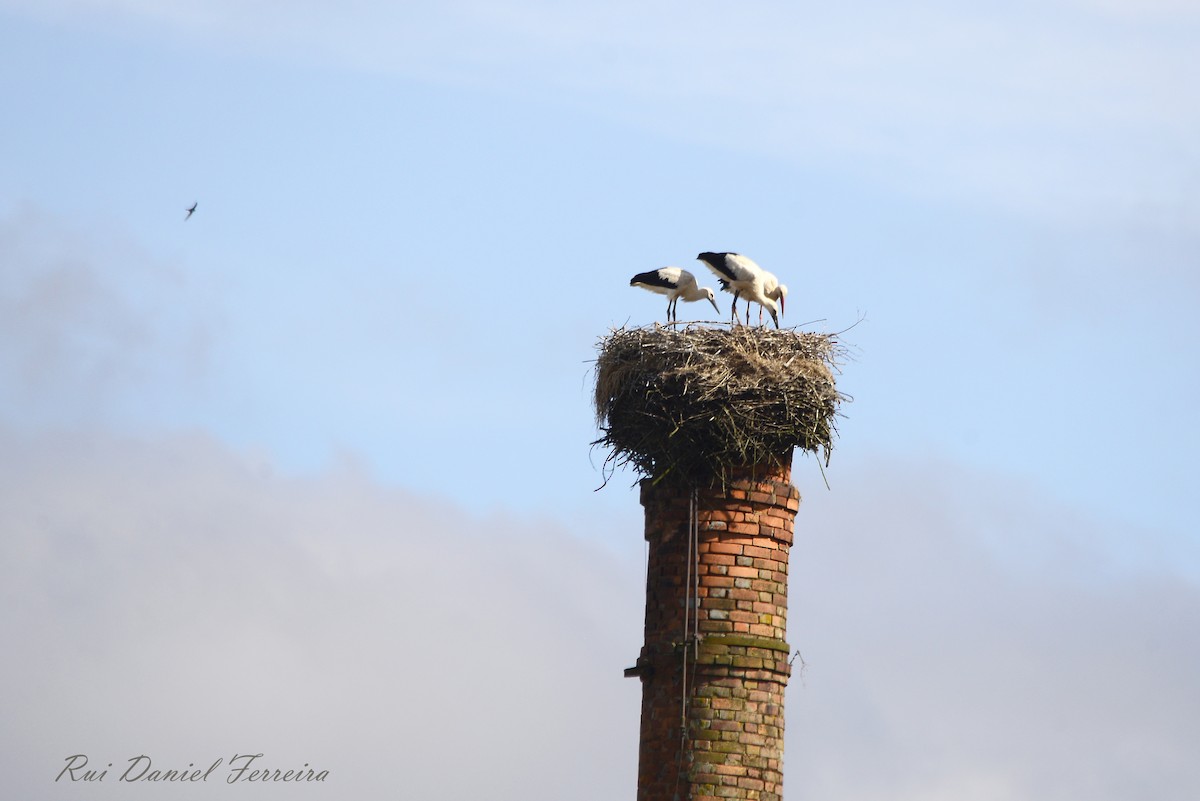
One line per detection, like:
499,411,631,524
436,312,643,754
731,293,740,325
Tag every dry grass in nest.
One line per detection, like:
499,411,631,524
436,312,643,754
593,324,847,487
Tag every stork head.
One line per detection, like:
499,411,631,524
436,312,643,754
703,288,720,314
775,284,788,316
762,295,781,328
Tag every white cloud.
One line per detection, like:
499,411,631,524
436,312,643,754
788,456,1200,800
5,0,1196,229
0,207,212,425
2,429,1195,800
0,427,644,800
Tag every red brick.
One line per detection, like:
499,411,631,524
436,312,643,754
636,465,799,801
748,623,778,638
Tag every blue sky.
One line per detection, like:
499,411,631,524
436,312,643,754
2,2,1199,799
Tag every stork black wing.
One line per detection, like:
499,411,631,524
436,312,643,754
697,252,739,281
630,269,675,289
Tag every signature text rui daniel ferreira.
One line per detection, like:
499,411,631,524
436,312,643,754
56,753,329,784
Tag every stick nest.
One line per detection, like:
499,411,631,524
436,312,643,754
593,325,847,487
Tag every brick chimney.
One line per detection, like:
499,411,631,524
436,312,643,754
627,462,798,801
593,325,842,801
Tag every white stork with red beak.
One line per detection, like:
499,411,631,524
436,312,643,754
696,251,784,328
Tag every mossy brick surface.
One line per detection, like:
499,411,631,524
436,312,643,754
634,465,798,801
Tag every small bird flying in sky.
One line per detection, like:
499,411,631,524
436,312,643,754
696,251,780,328
185,202,197,221
630,267,721,323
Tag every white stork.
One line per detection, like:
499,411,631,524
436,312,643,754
630,267,720,322
696,252,780,328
